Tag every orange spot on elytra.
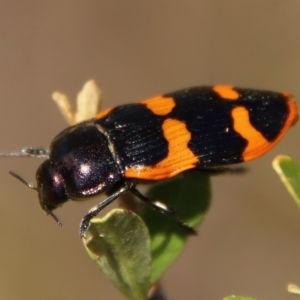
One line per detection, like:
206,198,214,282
140,96,175,116
125,118,198,180
213,85,239,100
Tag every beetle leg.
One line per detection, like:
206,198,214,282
130,187,197,235
80,185,128,238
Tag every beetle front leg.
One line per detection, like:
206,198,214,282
80,185,128,238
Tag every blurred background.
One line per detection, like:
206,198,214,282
0,1,300,299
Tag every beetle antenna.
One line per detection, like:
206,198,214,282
9,171,37,190
0,147,50,158
9,171,63,227
48,211,63,227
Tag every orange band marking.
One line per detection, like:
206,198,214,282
213,85,239,100
140,96,175,116
232,102,298,161
125,118,199,180
232,107,270,161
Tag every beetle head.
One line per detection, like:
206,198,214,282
36,160,68,220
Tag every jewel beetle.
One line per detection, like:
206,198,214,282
1,85,298,237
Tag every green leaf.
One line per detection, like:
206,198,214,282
141,171,211,284
82,171,211,298
83,209,151,300
223,296,258,300
272,155,300,207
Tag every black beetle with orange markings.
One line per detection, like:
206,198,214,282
1,85,298,237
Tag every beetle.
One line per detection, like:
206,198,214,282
1,85,298,237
